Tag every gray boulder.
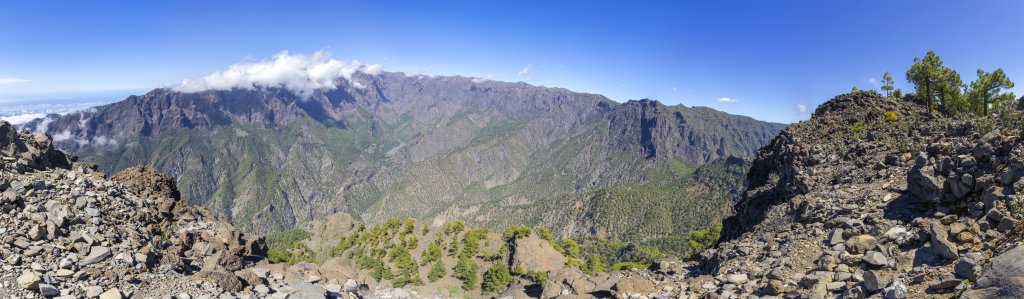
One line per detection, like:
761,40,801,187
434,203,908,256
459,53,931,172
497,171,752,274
927,221,959,260
882,279,907,298
962,245,1024,299
955,252,984,280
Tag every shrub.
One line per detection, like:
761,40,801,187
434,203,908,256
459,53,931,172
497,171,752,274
428,261,447,282
536,227,554,242
503,224,532,239
582,255,607,274
367,259,393,281
851,121,866,139
559,239,581,259
885,111,898,122
267,248,290,263
1011,193,1024,222
267,243,317,264
264,228,312,250
392,247,421,287
384,218,404,231
403,218,416,235
445,221,465,235
512,264,525,275
524,270,548,284
406,236,418,249
974,117,995,136
687,224,722,252
331,233,360,257
453,256,480,290
482,264,513,293
447,240,460,257
610,261,648,271
460,229,487,259
421,242,443,265
481,245,506,261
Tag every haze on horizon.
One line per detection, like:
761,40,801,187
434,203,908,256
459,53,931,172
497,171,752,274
1,0,1022,124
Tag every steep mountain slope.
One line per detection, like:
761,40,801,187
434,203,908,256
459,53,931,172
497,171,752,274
25,72,785,243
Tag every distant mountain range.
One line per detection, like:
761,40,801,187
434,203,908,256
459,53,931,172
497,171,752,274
25,72,786,247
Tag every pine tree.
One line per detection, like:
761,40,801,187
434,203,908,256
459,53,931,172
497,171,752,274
421,241,442,265
427,261,447,282
482,264,513,293
968,68,1015,114
881,71,895,99
907,51,962,115
453,256,479,290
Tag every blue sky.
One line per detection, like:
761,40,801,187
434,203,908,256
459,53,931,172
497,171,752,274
1,1,1022,123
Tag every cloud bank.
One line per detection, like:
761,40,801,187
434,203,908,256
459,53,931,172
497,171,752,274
717,97,739,103
0,113,46,125
174,51,383,98
0,78,29,85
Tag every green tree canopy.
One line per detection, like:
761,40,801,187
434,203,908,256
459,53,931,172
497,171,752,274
453,256,480,290
967,68,1015,114
427,261,447,282
907,51,963,115
881,71,895,99
482,264,513,293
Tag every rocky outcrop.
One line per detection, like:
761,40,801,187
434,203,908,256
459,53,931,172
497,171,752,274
0,121,73,170
962,244,1024,298
693,91,1024,298
510,236,567,273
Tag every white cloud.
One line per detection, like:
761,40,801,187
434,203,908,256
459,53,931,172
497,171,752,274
0,78,29,85
867,77,881,88
672,86,678,92
76,108,96,128
52,130,72,142
717,97,740,103
797,104,808,114
93,136,117,147
0,113,45,125
174,51,383,98
0,104,100,129
518,64,533,76
472,74,495,83
32,117,53,133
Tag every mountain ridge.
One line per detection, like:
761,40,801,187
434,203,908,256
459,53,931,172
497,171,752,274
24,72,786,247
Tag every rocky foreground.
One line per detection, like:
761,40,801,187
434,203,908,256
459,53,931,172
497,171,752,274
0,121,373,298
693,92,1024,298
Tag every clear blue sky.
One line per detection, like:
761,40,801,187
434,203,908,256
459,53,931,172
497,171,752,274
1,1,1022,123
